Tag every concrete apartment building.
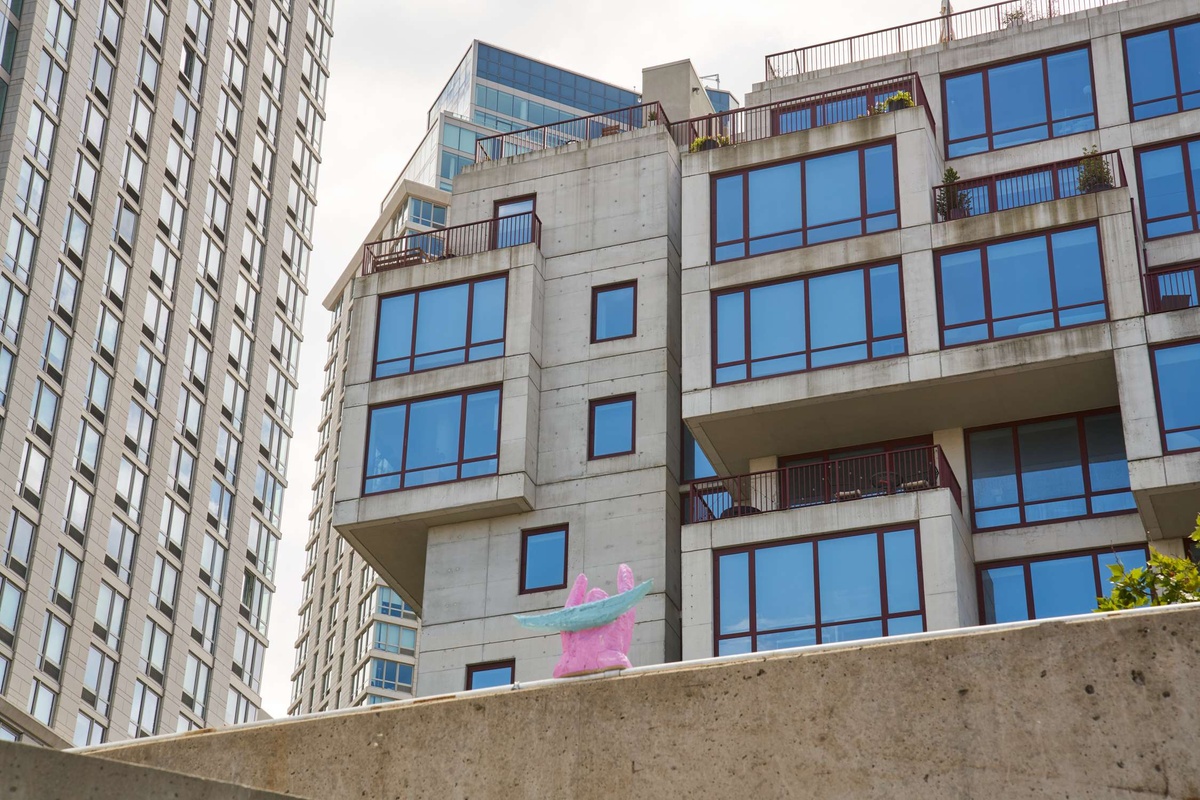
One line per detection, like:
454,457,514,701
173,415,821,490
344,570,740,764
311,0,1200,699
287,42,688,712
0,0,331,745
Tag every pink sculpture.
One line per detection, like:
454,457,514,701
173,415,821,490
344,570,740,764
514,564,652,678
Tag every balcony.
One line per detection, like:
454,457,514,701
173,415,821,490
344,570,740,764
361,212,541,276
765,0,1122,78
475,102,668,161
670,73,935,150
686,445,962,523
932,150,1126,222
1144,264,1199,314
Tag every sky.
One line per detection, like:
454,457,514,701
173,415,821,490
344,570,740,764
260,0,991,717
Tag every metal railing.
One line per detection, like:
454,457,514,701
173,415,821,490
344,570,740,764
1144,264,1200,314
931,150,1125,222
361,212,541,276
766,0,1122,79
670,73,935,151
687,445,962,524
476,102,668,161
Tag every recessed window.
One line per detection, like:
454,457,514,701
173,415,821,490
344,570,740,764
1151,340,1200,453
1137,137,1200,239
712,142,897,262
520,526,567,593
588,395,635,459
714,263,904,384
937,225,1105,347
495,196,535,248
967,409,1135,531
375,275,506,378
715,526,924,656
943,47,1095,157
364,387,501,494
979,545,1147,623
1124,21,1200,121
592,282,636,342
465,659,514,690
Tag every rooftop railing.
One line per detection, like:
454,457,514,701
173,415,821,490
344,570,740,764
361,212,541,276
931,150,1125,222
476,102,669,161
670,73,935,151
687,445,962,524
1144,265,1200,314
766,0,1122,79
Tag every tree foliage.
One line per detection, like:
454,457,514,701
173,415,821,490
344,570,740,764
1096,515,1200,611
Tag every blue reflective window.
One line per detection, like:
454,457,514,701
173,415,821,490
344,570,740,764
945,48,1095,157
589,396,634,459
1152,341,1200,453
364,387,500,494
369,659,414,691
592,282,635,342
1137,139,1200,239
495,197,534,248
712,143,897,262
375,275,506,378
475,44,639,117
376,588,410,618
465,660,514,690
967,410,1135,531
713,263,904,384
521,526,567,592
683,427,716,482
1125,21,1200,120
979,546,1147,623
715,527,923,655
937,225,1106,346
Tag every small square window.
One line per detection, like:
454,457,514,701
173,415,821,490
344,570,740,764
589,395,635,459
592,281,636,342
520,526,567,594
465,659,514,691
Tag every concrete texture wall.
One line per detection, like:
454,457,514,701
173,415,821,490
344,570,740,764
0,741,290,800
88,604,1200,799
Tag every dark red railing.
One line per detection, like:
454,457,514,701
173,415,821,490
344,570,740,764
670,73,935,151
1144,264,1200,314
361,212,541,276
476,102,668,161
687,445,961,523
931,150,1125,222
766,0,1121,79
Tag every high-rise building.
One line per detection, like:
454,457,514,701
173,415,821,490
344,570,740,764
0,0,331,746
288,42,668,713
312,0,1200,704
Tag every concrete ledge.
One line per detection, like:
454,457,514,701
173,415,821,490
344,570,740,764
0,741,290,799
87,605,1200,798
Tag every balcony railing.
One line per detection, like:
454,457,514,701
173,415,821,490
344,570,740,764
476,102,668,161
687,445,961,524
1144,265,1200,314
669,73,935,151
361,212,541,276
766,0,1122,79
931,150,1125,222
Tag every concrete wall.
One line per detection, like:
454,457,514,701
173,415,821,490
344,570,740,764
87,604,1200,799
0,741,291,799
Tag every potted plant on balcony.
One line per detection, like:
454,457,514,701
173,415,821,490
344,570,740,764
935,167,973,221
1003,5,1029,27
1077,145,1115,194
689,135,731,153
884,90,915,111
647,108,659,122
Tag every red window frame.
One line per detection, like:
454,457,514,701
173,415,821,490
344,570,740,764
518,524,569,595
590,280,637,343
712,524,926,657
465,658,515,690
361,385,502,496
492,194,537,249
941,45,1098,158
964,408,1137,533
933,223,1109,349
1135,135,1200,241
587,394,636,460
709,140,900,265
372,273,509,380
1148,337,1200,456
1122,20,1200,122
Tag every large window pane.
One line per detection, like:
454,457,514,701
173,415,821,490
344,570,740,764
521,527,566,592
980,546,1147,623
1138,142,1196,239
590,396,634,458
1126,22,1200,120
748,162,801,239
945,72,987,157
755,543,813,631
1152,341,1200,452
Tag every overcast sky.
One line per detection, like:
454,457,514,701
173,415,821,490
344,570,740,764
261,0,990,717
